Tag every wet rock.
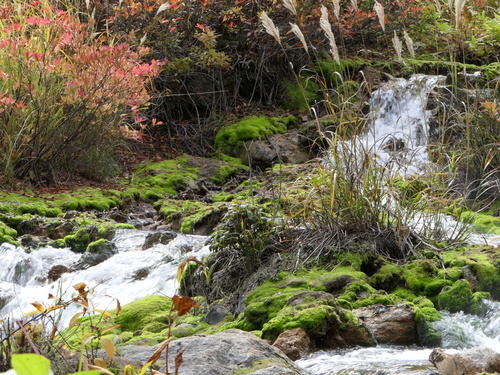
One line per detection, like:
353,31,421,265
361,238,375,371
238,132,310,169
70,240,118,271
201,304,230,325
429,346,500,375
52,222,74,239
162,329,310,374
353,304,418,345
48,265,70,281
142,231,177,250
323,275,355,293
273,327,311,361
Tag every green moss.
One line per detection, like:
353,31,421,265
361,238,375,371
262,305,336,340
423,279,453,296
469,291,491,314
281,79,318,111
313,58,356,86
212,165,240,184
214,116,295,155
437,279,473,312
370,263,405,291
351,293,398,309
115,295,172,332
233,359,295,374
403,260,440,294
0,221,18,245
86,238,108,252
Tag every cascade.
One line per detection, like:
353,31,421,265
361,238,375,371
362,74,445,175
0,230,210,331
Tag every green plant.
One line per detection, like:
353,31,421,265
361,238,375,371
3,353,99,375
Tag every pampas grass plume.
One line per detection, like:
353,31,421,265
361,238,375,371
283,0,297,15
374,1,385,32
403,30,415,58
320,5,340,63
392,31,403,63
260,11,281,45
290,23,308,53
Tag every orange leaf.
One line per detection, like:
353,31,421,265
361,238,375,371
46,304,65,313
73,282,87,294
30,302,46,313
172,295,199,317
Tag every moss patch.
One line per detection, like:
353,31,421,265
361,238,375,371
214,116,295,156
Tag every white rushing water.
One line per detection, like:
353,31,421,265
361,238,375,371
0,229,210,330
364,74,445,175
297,301,500,375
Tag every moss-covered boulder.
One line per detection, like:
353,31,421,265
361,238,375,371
437,279,473,312
115,295,172,333
214,115,295,157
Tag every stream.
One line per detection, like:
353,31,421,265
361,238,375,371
1,74,499,373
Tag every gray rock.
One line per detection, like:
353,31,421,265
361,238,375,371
201,304,230,325
238,132,310,169
429,346,500,375
70,240,117,271
123,329,310,375
166,329,309,374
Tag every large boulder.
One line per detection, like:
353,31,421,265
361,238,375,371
353,304,418,345
429,346,500,375
161,329,310,374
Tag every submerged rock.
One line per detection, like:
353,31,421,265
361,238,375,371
429,346,500,375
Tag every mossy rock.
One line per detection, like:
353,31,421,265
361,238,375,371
261,304,338,340
115,295,172,332
281,78,319,111
0,221,18,245
437,279,473,312
214,115,295,156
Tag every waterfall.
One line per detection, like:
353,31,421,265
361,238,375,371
0,230,210,330
363,74,445,175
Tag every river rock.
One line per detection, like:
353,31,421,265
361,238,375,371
273,327,311,360
70,240,118,271
159,329,310,374
429,346,500,375
353,304,418,345
238,132,310,168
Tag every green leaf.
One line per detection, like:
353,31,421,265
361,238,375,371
69,372,101,375
11,354,51,375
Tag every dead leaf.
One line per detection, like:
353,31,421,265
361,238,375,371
172,295,199,317
146,338,173,365
174,348,186,375
101,338,117,360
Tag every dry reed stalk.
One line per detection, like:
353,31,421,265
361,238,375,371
350,0,358,10
454,0,466,27
403,30,415,58
260,11,281,45
283,0,297,15
320,5,340,63
332,0,340,20
433,0,442,15
374,1,385,32
392,31,403,62
290,23,308,53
